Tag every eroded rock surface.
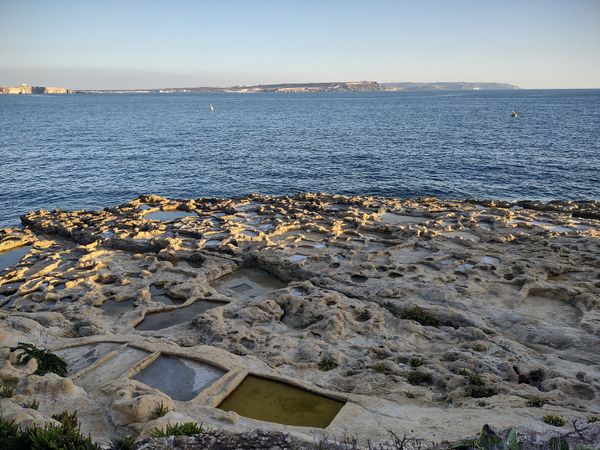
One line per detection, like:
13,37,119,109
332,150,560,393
1,193,599,448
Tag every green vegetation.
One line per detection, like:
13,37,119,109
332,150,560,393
22,399,39,410
547,436,569,450
150,402,170,420
0,411,100,450
407,370,432,385
375,363,391,374
151,422,208,437
464,372,496,398
588,415,599,423
10,342,67,377
0,385,14,398
317,356,338,371
451,425,519,450
110,435,136,450
409,356,423,368
542,415,566,427
526,395,545,407
51,410,79,429
399,306,439,327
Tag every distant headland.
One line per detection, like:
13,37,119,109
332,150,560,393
1,81,519,94
0,83,72,95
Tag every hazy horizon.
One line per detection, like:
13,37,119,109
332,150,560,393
1,0,599,90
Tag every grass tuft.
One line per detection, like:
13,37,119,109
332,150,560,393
150,402,170,420
22,399,39,410
0,385,14,398
526,395,545,407
110,435,136,450
587,415,599,423
542,414,566,427
317,356,338,371
409,356,423,368
407,370,432,385
151,422,208,437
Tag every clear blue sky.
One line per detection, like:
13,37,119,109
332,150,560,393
1,0,599,89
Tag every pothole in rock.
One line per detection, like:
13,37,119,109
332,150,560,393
515,295,583,327
480,256,500,266
55,343,121,375
218,375,345,428
136,300,225,331
99,299,136,316
380,212,426,225
144,210,195,222
76,347,150,391
350,274,369,283
0,245,32,271
133,355,225,401
150,285,185,305
212,268,287,301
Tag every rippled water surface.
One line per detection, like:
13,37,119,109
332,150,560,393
1,90,599,227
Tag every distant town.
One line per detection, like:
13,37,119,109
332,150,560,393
0,81,519,95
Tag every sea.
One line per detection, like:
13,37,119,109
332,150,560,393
1,89,599,228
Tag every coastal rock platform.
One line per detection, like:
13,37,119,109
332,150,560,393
1,193,599,448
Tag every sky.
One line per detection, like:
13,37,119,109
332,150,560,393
1,0,599,89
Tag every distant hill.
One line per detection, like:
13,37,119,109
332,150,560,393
74,81,519,94
382,82,519,91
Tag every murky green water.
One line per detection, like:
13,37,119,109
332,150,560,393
218,375,344,428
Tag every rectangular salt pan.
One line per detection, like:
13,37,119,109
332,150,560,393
55,343,121,375
134,355,225,401
76,347,149,390
218,375,345,428
136,300,223,331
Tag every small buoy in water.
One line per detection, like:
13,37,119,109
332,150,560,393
209,104,215,112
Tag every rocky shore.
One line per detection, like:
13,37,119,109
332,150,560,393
0,193,599,449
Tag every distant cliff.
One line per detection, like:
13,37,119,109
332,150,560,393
74,80,520,94
382,82,519,91
0,84,72,94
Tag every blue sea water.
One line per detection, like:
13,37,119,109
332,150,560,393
1,90,599,228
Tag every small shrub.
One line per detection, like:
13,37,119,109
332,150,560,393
400,306,439,327
317,356,338,371
52,410,79,429
0,385,14,398
407,370,432,385
452,425,511,450
151,422,208,437
588,415,599,423
464,372,496,398
150,402,170,420
409,356,423,368
466,385,496,398
10,342,67,377
0,411,100,450
405,391,415,399
467,373,485,386
22,399,39,410
0,416,31,449
110,435,136,450
547,436,569,450
526,395,545,407
543,414,566,427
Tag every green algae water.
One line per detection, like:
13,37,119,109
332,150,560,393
218,375,345,428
